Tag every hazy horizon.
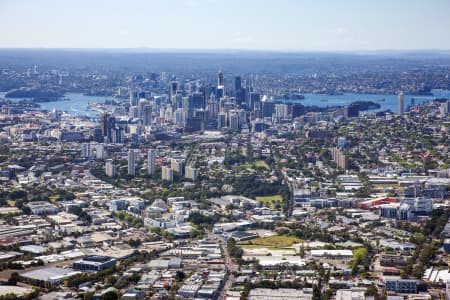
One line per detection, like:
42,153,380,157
1,0,450,51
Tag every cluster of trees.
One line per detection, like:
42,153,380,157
230,174,289,201
349,247,369,274
67,266,118,287
149,227,175,241
115,211,143,227
0,187,76,213
68,206,92,224
127,238,142,248
402,208,450,278
0,289,40,300
227,238,243,260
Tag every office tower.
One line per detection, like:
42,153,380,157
192,92,205,110
218,112,227,128
81,143,91,158
217,69,224,87
95,144,105,160
185,165,198,181
217,70,225,99
148,149,156,175
207,94,219,118
398,92,405,116
249,92,261,110
174,108,185,126
105,159,116,177
252,119,265,132
128,149,135,176
92,128,103,143
142,105,152,126
100,113,116,143
130,91,138,106
275,103,289,122
229,110,240,131
292,104,306,118
111,127,124,144
171,159,183,174
233,76,242,92
129,106,138,118
238,109,247,127
344,103,359,118
169,81,179,98
138,98,148,119
162,166,173,182
172,94,183,109
262,101,275,118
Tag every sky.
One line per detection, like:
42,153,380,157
1,0,450,51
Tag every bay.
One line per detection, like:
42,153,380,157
1,89,450,117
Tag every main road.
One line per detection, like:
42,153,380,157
208,231,238,300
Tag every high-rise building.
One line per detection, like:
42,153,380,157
129,106,138,118
275,103,289,122
233,76,242,92
249,92,261,110
217,69,224,87
130,91,139,106
105,159,116,177
148,149,156,175
169,81,179,98
171,159,183,174
81,143,91,158
185,165,198,181
229,110,240,131
100,113,117,143
128,149,136,176
331,147,349,170
162,166,173,182
142,105,152,126
218,112,227,128
95,144,105,160
398,92,405,116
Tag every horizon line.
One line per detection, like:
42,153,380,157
0,47,450,54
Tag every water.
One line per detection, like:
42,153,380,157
39,93,116,117
1,89,449,116
0,92,116,117
280,89,450,113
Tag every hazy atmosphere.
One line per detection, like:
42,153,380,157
1,0,450,50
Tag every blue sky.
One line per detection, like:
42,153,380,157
1,0,450,50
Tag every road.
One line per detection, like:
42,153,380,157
208,231,238,300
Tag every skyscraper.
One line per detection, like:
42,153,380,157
217,69,224,87
148,149,156,175
185,165,198,181
398,92,405,116
105,159,116,177
128,149,135,176
130,90,138,106
233,76,242,92
162,166,173,182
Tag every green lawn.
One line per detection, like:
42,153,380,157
254,160,270,170
239,235,303,248
256,194,283,206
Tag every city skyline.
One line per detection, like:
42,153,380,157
1,0,450,51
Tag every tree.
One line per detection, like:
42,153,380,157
8,272,20,285
175,271,186,282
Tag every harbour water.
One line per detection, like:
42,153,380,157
281,89,450,113
1,89,450,117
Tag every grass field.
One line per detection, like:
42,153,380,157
255,195,283,206
254,160,270,170
239,235,303,248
